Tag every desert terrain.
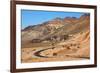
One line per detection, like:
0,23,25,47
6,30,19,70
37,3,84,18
21,13,90,63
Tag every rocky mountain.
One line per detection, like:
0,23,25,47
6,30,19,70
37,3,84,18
22,13,90,46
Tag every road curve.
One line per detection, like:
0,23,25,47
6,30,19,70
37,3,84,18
34,48,52,58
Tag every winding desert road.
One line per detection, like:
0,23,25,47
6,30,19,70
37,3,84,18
34,47,53,58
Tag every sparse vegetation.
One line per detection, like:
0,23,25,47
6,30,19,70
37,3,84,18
21,14,90,63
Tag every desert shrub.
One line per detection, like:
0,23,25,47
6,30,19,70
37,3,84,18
53,53,57,56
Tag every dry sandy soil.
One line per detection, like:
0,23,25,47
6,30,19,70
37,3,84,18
21,30,90,63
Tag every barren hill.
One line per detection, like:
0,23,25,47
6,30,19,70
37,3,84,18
21,13,90,62
22,13,90,47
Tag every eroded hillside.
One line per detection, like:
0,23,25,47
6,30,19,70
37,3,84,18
21,14,90,63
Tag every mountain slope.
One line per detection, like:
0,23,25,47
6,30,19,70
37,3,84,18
22,14,90,47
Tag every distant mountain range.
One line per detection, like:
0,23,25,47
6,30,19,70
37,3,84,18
22,13,90,46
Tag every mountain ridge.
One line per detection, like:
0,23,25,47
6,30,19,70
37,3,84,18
22,14,90,47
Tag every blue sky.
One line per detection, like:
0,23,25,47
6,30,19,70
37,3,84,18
21,10,85,29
